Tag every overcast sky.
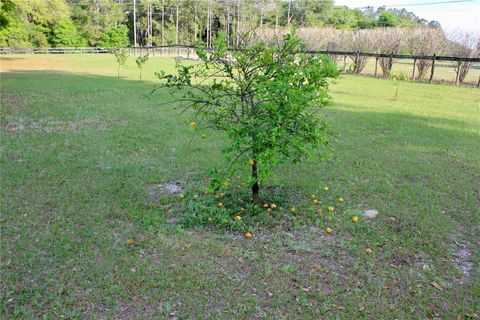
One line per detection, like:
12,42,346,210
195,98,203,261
335,0,480,33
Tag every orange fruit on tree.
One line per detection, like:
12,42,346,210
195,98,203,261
234,215,242,221
244,232,252,238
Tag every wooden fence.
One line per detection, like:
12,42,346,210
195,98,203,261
312,50,480,86
0,45,193,55
1,46,479,87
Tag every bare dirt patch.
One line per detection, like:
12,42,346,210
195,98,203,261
363,209,379,219
147,182,183,212
149,182,183,198
452,242,476,284
1,117,109,133
0,58,69,72
0,93,27,111
449,226,477,284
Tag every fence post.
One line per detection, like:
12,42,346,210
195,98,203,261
342,55,346,72
355,50,360,73
477,76,480,88
389,52,394,73
412,58,417,81
429,54,436,83
374,56,378,77
455,61,461,85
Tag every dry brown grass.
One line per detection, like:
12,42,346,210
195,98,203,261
0,57,69,72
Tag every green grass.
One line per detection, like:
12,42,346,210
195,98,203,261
336,56,480,85
1,54,479,319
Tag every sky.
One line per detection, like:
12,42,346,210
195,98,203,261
335,0,480,33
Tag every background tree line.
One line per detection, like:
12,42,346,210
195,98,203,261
0,0,444,48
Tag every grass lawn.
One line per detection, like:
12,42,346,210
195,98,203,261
356,57,480,85
1,54,479,319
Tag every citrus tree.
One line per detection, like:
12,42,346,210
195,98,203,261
114,49,128,78
135,53,149,80
156,31,338,204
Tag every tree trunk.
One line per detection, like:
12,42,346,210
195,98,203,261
175,1,179,45
161,0,165,46
236,0,240,47
260,1,263,28
133,0,137,47
194,0,197,43
287,0,291,27
251,160,259,204
226,1,230,45
206,0,210,47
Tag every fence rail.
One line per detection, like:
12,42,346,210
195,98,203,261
2,46,479,62
1,45,479,87
0,45,193,55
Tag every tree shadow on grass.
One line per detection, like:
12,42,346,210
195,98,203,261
2,70,478,169
280,102,480,212
0,70,176,113
0,56,27,61
328,100,479,143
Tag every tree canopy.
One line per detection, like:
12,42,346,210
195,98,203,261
0,0,442,48
156,31,339,203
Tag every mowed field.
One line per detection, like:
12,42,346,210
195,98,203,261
1,54,479,319
357,57,480,85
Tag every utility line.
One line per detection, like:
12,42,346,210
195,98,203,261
382,0,477,7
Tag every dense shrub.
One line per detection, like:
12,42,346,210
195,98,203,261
97,25,130,47
49,19,87,47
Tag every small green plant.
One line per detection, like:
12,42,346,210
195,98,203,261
156,30,338,204
135,53,149,80
114,49,128,78
388,71,409,100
